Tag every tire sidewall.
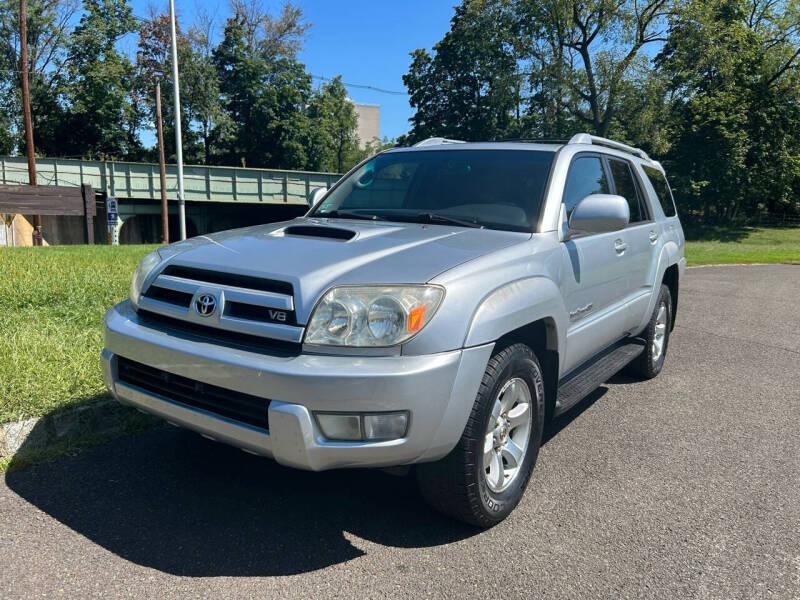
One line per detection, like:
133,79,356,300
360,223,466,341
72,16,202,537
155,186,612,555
649,286,672,375
475,347,545,521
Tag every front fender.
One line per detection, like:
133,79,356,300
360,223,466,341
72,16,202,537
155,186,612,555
464,276,567,359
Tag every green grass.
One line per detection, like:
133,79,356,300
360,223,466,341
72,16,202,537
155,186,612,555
685,226,800,266
0,245,157,424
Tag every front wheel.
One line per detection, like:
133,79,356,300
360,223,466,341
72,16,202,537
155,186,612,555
416,343,545,527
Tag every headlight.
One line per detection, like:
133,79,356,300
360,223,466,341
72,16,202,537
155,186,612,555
129,250,161,306
305,285,444,347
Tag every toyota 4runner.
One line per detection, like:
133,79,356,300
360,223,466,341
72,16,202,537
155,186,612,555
102,133,685,527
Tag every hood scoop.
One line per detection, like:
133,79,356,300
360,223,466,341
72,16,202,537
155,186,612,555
281,225,356,241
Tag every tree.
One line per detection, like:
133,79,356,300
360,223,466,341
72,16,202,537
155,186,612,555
64,0,138,158
658,0,800,221
135,10,202,163
213,1,313,169
403,0,521,142
185,12,228,164
306,77,361,172
517,0,672,138
0,0,77,155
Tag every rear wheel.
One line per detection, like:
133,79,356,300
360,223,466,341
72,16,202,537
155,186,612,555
627,284,672,379
417,343,545,527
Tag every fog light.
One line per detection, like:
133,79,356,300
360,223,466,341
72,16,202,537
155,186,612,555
364,412,408,441
316,413,361,441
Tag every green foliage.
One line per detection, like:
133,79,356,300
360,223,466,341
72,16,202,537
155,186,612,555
306,76,361,172
212,3,313,169
658,0,800,222
404,0,800,223
134,11,203,163
403,0,521,142
64,0,139,158
0,0,359,174
0,0,76,156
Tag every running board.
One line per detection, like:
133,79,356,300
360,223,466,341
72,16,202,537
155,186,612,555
554,341,645,416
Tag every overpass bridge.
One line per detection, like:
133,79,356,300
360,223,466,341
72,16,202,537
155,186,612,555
0,156,341,243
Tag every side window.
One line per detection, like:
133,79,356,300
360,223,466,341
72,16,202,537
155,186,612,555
642,165,677,217
562,156,609,217
608,159,644,223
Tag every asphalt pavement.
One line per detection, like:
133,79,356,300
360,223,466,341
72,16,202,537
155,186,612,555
2,264,799,599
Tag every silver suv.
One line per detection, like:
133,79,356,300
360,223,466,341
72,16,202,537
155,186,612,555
102,134,685,526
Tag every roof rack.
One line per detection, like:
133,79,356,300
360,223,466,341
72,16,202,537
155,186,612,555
568,133,650,161
498,138,571,144
413,137,467,147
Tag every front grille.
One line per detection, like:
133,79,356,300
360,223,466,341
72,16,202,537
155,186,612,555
161,265,293,296
141,266,298,328
145,286,194,306
137,310,301,356
117,356,271,431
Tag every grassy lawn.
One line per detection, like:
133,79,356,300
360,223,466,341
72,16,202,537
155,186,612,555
1,245,157,424
685,226,800,265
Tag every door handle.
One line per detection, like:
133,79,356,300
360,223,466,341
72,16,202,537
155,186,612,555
614,239,627,254
649,230,659,244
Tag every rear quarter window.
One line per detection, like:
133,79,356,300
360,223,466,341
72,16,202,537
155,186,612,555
642,166,677,217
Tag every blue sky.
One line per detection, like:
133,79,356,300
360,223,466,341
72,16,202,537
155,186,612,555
127,0,458,140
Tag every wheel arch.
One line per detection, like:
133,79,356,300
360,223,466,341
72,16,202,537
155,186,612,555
464,277,566,422
662,263,679,330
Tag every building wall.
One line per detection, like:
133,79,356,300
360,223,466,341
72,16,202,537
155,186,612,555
354,103,380,149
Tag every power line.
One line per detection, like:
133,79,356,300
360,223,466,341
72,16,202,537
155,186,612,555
311,74,407,96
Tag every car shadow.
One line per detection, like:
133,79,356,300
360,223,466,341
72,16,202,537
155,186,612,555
542,386,607,445
5,424,479,577
5,385,612,577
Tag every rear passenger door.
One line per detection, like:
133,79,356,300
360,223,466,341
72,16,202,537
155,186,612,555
559,154,633,374
606,157,658,330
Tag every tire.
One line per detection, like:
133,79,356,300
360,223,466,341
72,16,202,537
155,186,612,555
416,343,545,527
627,283,672,379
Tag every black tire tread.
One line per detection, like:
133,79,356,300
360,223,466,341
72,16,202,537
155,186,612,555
417,343,539,527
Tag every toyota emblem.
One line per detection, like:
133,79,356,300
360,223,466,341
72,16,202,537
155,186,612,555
194,293,217,317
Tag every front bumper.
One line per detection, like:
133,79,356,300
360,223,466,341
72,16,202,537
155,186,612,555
102,301,492,470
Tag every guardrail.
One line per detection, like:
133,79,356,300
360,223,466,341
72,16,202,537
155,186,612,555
0,156,341,205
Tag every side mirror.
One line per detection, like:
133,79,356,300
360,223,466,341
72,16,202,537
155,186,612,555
307,186,328,208
566,194,629,239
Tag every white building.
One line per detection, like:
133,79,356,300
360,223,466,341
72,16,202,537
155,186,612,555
353,103,380,149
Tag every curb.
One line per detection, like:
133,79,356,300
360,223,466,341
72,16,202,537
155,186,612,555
0,398,158,460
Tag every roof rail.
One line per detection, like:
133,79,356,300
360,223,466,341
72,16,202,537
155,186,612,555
413,137,467,147
568,133,650,161
499,138,571,144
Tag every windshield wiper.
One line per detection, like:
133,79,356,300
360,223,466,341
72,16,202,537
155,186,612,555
316,210,388,222
412,212,484,229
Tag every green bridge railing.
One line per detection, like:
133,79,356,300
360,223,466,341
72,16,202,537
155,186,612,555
0,156,341,205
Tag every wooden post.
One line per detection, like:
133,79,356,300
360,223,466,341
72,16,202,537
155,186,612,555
81,184,94,244
19,0,42,245
155,78,169,243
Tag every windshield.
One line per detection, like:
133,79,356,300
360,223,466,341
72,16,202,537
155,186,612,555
310,149,555,232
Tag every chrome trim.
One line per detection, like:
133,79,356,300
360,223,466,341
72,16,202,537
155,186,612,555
137,295,305,344
151,274,294,311
219,314,304,343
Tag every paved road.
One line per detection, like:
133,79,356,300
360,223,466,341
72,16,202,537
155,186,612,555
2,265,799,599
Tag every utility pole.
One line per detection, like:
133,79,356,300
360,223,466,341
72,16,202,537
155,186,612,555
155,78,169,244
19,0,41,245
168,0,186,240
